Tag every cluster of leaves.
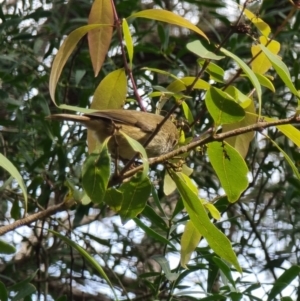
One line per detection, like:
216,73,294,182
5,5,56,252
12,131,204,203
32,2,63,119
1,0,300,300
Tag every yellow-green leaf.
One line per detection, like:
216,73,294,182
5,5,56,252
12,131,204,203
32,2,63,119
0,153,27,214
205,203,221,220
207,142,248,203
223,99,256,158
259,44,300,98
205,87,245,125
251,37,280,74
220,47,262,116
118,172,151,222
187,40,224,60
171,171,241,272
119,131,149,179
49,24,110,105
82,139,111,204
167,76,210,93
180,220,201,268
129,9,208,41
241,7,271,37
122,18,134,69
49,230,119,300
88,0,114,77
265,117,300,147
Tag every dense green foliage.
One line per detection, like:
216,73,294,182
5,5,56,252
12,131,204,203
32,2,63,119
1,0,300,300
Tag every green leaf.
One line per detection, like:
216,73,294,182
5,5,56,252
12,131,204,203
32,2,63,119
223,99,256,158
0,153,27,214
0,281,8,301
260,44,300,97
171,171,241,272
152,255,180,281
134,217,175,247
11,283,36,301
129,9,208,41
205,87,245,125
48,230,119,301
265,117,300,147
266,135,300,180
213,257,235,288
255,72,275,92
180,220,201,268
82,140,111,204
103,188,123,211
0,240,16,254
267,266,300,301
92,68,127,110
220,47,262,116
207,142,248,203
119,131,149,178
187,40,224,60
122,18,134,68
198,59,225,83
118,172,151,221
167,76,210,93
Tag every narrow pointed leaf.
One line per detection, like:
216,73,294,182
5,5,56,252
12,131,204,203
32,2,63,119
129,9,208,41
265,117,300,147
49,24,110,105
251,37,280,74
180,220,201,268
0,153,27,214
88,0,113,76
207,142,248,203
171,171,241,272
187,40,224,60
49,230,119,301
241,7,271,37
267,266,300,301
220,47,262,116
122,18,134,68
260,44,300,97
223,99,256,158
82,139,111,204
266,134,300,180
152,255,180,281
0,240,16,254
119,131,149,178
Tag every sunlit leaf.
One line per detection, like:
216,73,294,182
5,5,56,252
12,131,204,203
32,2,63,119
0,153,27,214
251,37,280,74
129,9,208,41
223,99,256,158
171,171,241,272
122,18,134,68
259,44,300,97
180,220,201,268
187,40,224,60
220,47,262,116
240,7,271,37
207,142,248,203
205,87,245,125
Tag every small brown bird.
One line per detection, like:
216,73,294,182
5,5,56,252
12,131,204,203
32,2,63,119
46,110,179,160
